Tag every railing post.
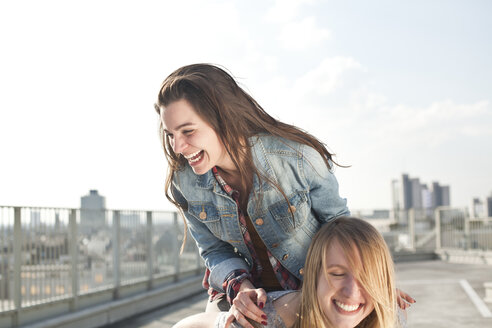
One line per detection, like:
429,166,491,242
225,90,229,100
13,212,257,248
113,211,121,299
408,208,415,250
13,207,22,327
173,212,180,281
464,214,471,250
435,207,441,250
146,211,153,290
391,208,398,225
69,209,79,311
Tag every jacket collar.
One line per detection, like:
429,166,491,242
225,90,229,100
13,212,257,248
195,170,216,189
193,170,231,198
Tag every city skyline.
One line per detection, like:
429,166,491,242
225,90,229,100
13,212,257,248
391,173,451,219
1,1,491,211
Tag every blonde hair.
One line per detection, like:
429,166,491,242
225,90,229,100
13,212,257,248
294,217,398,328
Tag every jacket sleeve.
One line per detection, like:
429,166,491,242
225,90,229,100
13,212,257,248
300,145,350,223
171,182,250,292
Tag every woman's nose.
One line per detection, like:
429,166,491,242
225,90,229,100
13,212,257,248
172,135,187,154
342,276,362,297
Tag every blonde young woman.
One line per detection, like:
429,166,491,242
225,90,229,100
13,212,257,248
173,217,406,328
155,64,414,327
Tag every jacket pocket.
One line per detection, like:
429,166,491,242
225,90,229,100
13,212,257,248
188,203,232,239
269,191,308,233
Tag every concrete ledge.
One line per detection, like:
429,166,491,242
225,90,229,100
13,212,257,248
392,251,438,263
436,249,492,265
21,275,203,328
484,282,492,304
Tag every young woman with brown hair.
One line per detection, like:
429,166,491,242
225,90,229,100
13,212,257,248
155,64,413,327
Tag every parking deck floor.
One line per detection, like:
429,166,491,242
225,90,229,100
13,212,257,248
107,260,492,328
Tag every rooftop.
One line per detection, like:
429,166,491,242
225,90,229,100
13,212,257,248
106,259,492,328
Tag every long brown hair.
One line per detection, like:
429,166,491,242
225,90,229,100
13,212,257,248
155,63,338,212
294,217,398,328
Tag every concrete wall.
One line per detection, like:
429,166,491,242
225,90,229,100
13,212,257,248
20,275,203,328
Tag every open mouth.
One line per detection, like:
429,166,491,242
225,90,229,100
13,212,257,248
333,300,363,314
185,150,204,165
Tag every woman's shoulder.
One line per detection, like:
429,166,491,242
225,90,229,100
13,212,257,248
251,134,328,167
250,134,305,155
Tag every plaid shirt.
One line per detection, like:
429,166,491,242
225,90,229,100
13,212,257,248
202,166,300,304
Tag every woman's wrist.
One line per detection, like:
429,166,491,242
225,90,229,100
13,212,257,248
224,271,252,304
238,278,254,291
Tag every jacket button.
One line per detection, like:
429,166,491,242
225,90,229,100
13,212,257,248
234,247,238,253
255,218,264,226
282,254,289,260
272,243,279,248
199,211,207,220
299,268,304,275
288,205,296,214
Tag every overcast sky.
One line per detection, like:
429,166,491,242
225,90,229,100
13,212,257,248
1,0,491,211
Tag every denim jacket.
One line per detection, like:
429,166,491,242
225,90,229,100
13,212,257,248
171,134,349,292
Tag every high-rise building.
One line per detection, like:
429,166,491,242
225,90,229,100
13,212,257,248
401,174,412,210
392,174,450,213
80,190,106,233
391,179,400,211
470,198,484,218
431,182,450,208
410,178,422,209
441,186,450,206
431,182,442,208
421,184,433,216
81,189,106,210
486,193,492,217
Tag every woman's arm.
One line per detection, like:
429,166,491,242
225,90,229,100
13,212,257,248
172,183,249,292
300,145,350,222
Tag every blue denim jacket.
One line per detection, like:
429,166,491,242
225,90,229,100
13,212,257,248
171,134,349,292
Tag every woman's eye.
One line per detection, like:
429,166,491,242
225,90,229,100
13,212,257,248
330,272,345,277
183,130,194,135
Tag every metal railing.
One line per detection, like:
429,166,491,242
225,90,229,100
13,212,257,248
0,206,204,327
358,207,492,253
357,208,437,252
0,204,490,326
435,207,492,251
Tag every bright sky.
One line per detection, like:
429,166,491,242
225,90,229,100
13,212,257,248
1,0,491,211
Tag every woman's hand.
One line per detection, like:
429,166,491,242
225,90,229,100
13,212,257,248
224,280,268,328
396,288,415,310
